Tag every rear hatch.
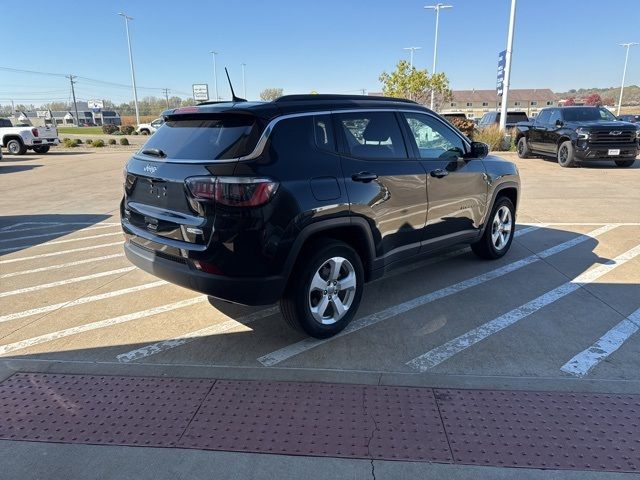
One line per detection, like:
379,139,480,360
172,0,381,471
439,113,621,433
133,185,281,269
122,109,265,252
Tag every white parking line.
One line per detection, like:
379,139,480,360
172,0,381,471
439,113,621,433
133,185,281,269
0,241,123,264
0,253,125,279
0,224,117,243
406,243,640,372
0,232,122,254
116,306,281,363
0,266,135,298
117,225,542,364
0,297,207,356
560,307,640,378
0,221,119,232
0,281,167,323
257,224,617,367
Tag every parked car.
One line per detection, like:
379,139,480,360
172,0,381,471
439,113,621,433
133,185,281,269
441,113,468,122
136,118,164,135
478,111,529,129
0,118,59,155
618,114,639,123
515,106,639,167
121,94,520,338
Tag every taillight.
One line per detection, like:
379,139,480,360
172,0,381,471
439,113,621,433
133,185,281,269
31,128,39,137
186,176,278,207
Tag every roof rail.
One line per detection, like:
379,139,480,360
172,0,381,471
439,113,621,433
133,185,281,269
274,94,418,104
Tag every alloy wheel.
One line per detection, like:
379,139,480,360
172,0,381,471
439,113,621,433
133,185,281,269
308,256,357,325
491,205,512,251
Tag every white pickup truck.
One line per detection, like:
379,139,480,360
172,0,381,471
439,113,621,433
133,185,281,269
0,118,60,155
136,118,164,135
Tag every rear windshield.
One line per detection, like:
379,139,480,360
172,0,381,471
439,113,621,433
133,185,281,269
494,112,528,123
562,107,617,122
141,115,261,160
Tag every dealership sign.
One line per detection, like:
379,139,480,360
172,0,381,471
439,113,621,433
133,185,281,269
88,100,104,110
496,50,506,96
192,84,209,102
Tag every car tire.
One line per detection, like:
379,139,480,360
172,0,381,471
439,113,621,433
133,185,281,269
471,196,516,260
516,137,531,159
140,129,150,135
6,139,26,155
280,240,364,338
33,146,50,154
615,159,635,168
557,141,576,167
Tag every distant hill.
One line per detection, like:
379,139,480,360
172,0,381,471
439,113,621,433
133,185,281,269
555,85,640,106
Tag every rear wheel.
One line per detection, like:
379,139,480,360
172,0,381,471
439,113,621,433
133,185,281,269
615,159,635,168
140,129,150,135
557,141,576,167
33,146,50,154
516,137,531,158
6,139,26,155
471,197,515,260
280,240,364,338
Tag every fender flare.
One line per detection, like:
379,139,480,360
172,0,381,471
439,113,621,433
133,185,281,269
479,181,520,236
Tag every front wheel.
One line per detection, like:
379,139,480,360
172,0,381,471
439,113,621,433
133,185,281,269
33,146,50,154
615,159,635,168
6,139,26,155
280,240,364,338
557,141,576,168
471,197,515,260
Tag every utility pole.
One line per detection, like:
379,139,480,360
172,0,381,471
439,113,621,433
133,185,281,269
617,42,638,116
118,13,140,125
162,88,170,109
210,51,219,100
241,63,247,99
425,3,452,110
499,0,517,132
68,75,80,126
403,46,422,68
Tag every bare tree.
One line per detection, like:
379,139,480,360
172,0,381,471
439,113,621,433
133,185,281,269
260,88,284,101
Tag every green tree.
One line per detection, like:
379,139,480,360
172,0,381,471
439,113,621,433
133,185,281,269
379,60,452,110
260,88,284,101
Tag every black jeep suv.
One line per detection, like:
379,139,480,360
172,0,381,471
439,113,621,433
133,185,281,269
121,95,520,338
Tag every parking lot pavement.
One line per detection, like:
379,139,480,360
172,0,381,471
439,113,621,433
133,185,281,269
1,150,639,478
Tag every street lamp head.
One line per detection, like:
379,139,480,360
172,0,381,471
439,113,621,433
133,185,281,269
117,12,133,20
424,4,453,10
619,42,639,47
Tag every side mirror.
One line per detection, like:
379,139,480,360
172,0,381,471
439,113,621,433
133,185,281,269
555,119,564,127
466,141,489,159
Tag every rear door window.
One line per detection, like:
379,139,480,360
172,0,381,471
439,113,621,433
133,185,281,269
141,115,261,160
336,112,407,159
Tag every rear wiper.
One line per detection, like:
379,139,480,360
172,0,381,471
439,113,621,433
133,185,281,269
142,148,166,158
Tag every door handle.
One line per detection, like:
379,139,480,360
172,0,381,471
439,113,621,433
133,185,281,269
430,169,449,178
351,172,378,183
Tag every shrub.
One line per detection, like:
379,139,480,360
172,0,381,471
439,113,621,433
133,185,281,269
85,139,93,145
62,137,70,142
63,138,77,148
449,117,475,139
508,127,519,152
75,139,83,144
112,130,123,135
472,125,505,151
92,139,105,147
120,125,134,135
102,124,119,134
119,137,130,146
108,139,117,145
132,131,139,135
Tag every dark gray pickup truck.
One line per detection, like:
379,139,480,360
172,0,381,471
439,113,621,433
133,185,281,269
515,106,639,167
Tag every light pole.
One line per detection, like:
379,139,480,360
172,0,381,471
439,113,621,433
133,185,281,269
617,42,638,116
424,3,452,110
403,46,422,68
117,12,140,125
499,0,517,132
241,63,246,99
210,51,219,101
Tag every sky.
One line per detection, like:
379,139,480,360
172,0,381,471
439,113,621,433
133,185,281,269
2,0,639,106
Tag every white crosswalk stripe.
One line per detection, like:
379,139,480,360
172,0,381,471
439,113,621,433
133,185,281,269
406,243,640,372
560,307,640,378
257,224,617,367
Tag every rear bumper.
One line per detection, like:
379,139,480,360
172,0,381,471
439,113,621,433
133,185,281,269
30,138,59,147
124,241,285,306
575,142,638,160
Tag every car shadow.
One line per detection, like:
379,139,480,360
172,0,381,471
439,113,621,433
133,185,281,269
0,213,113,256
3,225,638,377
0,165,42,174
